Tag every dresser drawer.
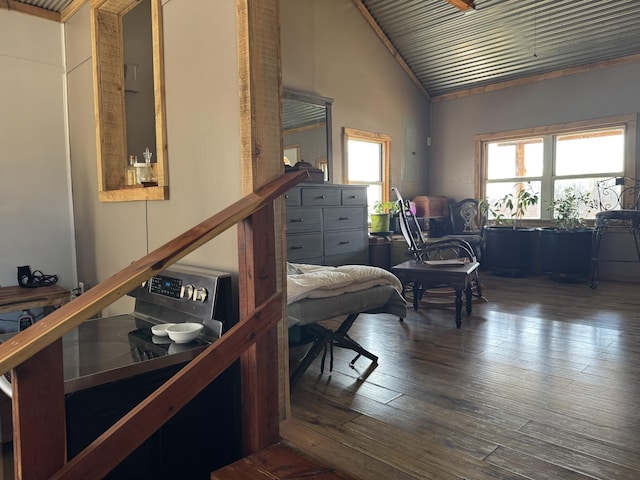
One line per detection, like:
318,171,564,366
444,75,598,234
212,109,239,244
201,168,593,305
285,208,322,234
284,188,301,207
341,188,367,206
301,187,341,206
324,230,366,256
286,234,322,260
323,207,365,232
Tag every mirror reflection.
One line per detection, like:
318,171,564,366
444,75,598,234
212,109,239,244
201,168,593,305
283,89,332,182
123,0,156,164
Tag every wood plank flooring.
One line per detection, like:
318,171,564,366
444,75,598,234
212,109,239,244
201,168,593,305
211,443,355,479
282,274,640,480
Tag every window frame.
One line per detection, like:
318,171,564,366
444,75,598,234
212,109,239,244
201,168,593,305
475,114,637,223
343,127,391,205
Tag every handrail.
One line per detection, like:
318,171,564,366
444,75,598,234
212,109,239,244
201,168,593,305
1,170,307,479
0,171,306,375
52,292,284,479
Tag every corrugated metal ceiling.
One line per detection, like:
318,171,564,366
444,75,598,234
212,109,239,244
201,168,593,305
15,0,640,98
17,0,72,13
361,0,640,97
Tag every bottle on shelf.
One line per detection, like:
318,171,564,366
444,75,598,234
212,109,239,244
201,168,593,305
136,147,157,186
126,155,137,186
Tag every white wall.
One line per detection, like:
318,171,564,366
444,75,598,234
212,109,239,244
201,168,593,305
431,62,640,281
281,0,432,200
65,0,242,317
431,62,640,200
0,11,75,296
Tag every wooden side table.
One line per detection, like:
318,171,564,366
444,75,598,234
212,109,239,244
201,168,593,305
0,285,71,316
392,260,480,328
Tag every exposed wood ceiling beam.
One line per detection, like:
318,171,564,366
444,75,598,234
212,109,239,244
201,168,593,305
445,0,475,12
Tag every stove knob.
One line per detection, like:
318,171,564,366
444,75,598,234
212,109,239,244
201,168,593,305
180,284,194,300
193,287,208,303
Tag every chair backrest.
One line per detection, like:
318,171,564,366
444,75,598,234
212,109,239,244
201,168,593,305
449,198,482,234
596,176,640,211
392,187,427,261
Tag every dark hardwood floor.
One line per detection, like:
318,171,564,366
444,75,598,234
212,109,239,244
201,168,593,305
282,274,640,480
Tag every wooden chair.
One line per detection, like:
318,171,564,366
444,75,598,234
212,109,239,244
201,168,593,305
591,176,640,288
444,198,485,263
391,187,486,310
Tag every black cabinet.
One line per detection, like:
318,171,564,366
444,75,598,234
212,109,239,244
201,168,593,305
65,361,241,480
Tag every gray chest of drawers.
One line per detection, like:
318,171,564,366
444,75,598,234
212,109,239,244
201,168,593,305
285,184,368,266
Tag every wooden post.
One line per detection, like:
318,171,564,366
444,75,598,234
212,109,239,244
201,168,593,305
12,339,66,479
236,0,284,454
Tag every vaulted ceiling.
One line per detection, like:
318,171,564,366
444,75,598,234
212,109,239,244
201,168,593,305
10,0,640,100
358,0,640,99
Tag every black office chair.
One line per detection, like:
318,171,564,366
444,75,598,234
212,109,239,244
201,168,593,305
590,176,640,288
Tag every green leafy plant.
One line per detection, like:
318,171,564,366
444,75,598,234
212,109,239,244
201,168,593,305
487,182,539,229
546,187,597,231
373,200,400,214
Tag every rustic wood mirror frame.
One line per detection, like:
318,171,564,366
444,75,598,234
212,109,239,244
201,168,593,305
91,0,168,202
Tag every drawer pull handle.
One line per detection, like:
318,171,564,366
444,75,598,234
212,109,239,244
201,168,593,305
316,195,326,199
290,218,304,223
339,241,350,245
339,216,350,220
348,195,356,199
290,246,303,250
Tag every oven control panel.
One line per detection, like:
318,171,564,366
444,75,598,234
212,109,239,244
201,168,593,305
150,274,184,298
129,265,232,328
148,275,208,302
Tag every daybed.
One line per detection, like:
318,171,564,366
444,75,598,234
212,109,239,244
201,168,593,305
287,263,406,387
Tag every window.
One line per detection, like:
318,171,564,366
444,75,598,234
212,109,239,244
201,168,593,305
477,115,636,222
344,128,391,216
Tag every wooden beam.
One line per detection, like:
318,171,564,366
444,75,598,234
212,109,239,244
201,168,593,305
236,0,285,454
445,0,475,11
13,340,66,480
61,0,88,23
0,0,60,21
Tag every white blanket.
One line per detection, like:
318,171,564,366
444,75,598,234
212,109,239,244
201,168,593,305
287,263,403,305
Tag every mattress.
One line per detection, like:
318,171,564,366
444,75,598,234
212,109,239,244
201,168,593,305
286,263,406,328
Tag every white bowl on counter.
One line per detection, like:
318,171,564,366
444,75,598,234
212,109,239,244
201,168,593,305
151,323,175,337
165,322,204,343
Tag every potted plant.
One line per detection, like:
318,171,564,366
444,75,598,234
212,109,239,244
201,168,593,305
483,182,540,276
538,186,597,281
370,200,399,233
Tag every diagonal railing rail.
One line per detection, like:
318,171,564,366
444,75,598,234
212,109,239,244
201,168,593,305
0,171,307,479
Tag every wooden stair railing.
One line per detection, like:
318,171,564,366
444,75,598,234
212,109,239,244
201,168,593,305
0,171,307,479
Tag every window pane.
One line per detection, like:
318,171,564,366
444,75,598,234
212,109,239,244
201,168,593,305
555,128,624,176
487,138,543,179
553,178,603,220
486,181,541,219
366,184,382,217
348,139,382,182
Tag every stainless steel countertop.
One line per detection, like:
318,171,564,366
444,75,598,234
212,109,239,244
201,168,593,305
2,315,211,394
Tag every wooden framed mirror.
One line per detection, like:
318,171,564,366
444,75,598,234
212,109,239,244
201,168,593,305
283,89,333,182
91,0,168,201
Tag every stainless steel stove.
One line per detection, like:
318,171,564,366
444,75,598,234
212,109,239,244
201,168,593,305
59,264,233,394
2,264,241,480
